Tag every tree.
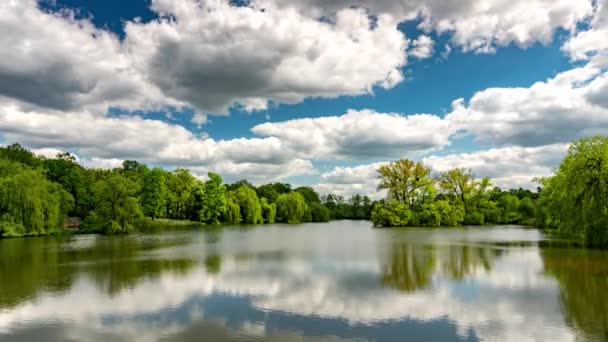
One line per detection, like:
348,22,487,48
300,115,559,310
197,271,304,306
0,159,73,237
0,143,42,168
377,159,433,208
295,186,321,204
43,153,92,217
256,183,291,203
260,198,276,223
165,168,198,220
199,173,227,224
140,168,167,220
437,168,477,213
539,136,608,246
276,192,308,224
222,192,241,225
87,173,142,233
234,186,263,224
309,202,330,222
371,200,412,227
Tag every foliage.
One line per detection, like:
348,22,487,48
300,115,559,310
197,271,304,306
222,192,241,225
165,168,198,220
276,192,308,224
377,159,433,208
85,173,143,234
371,200,412,227
309,202,331,222
538,136,608,247
260,198,276,224
140,168,167,219
199,173,227,224
234,186,263,224
0,159,73,237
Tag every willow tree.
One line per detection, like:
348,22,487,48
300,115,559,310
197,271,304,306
234,185,263,224
0,159,73,237
539,136,608,246
377,159,433,209
276,192,308,224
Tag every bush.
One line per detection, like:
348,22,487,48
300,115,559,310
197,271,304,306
463,212,484,225
310,202,330,222
371,200,412,227
0,221,25,238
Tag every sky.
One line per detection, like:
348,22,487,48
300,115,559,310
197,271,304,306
0,0,607,198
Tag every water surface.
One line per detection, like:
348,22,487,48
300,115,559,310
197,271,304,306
0,221,607,341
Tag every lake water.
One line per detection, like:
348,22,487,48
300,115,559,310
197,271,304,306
0,221,607,341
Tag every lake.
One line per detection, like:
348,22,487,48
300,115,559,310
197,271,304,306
0,221,607,341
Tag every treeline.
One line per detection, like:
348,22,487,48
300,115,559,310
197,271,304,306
371,135,608,247
370,159,539,228
0,144,370,237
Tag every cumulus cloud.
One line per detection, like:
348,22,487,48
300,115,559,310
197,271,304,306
314,144,566,197
252,109,453,159
409,35,434,59
562,0,608,65
276,0,593,53
124,0,408,114
0,102,312,181
422,144,567,189
0,0,179,114
445,65,608,147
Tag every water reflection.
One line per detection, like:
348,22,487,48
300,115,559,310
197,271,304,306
542,248,608,342
0,222,606,341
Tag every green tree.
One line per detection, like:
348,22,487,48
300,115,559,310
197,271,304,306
539,136,608,246
140,168,167,219
234,186,263,224
437,168,477,213
0,143,42,168
276,192,308,224
165,168,199,220
43,153,92,217
377,159,433,208
87,173,143,234
260,198,276,223
0,159,73,237
199,172,227,224
309,202,330,222
222,192,241,224
371,200,412,227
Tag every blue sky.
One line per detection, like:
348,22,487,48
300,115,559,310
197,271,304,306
1,0,607,197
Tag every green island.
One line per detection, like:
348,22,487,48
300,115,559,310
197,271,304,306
1,135,607,247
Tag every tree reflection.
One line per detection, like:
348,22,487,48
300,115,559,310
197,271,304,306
381,243,436,292
380,242,498,293
542,248,608,342
0,235,194,307
0,237,76,308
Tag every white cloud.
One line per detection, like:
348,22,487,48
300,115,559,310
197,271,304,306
314,162,384,198
277,0,593,53
410,35,434,59
445,65,608,147
252,109,453,160
0,0,179,114
314,144,566,197
562,0,608,65
124,0,408,114
0,103,312,181
423,144,567,189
